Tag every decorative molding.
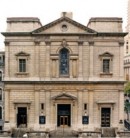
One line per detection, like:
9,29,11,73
61,39,68,47
99,52,113,57
96,101,115,110
15,51,30,57
13,101,31,109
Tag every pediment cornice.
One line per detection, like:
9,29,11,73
51,92,77,100
32,17,97,34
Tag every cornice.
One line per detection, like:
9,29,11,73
3,81,125,84
2,32,127,37
1,32,31,36
97,32,127,37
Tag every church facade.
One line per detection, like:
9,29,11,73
2,13,126,131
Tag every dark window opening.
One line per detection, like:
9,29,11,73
0,107,2,119
103,59,110,73
60,48,69,76
84,103,87,110
19,59,26,72
41,103,44,110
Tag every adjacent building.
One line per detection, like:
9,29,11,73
0,51,5,130
124,0,130,81
2,13,126,132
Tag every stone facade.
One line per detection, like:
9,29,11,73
2,13,126,132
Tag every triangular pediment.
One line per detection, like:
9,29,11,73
51,92,77,100
32,17,96,34
15,51,30,56
99,52,113,57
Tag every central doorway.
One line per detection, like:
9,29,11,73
101,108,111,127
17,107,27,127
57,104,71,127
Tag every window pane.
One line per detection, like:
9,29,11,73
60,48,69,75
19,59,26,72
103,59,110,73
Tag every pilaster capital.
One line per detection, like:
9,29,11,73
4,41,10,46
88,41,94,46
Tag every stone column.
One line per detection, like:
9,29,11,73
4,89,10,130
34,90,40,130
88,89,94,130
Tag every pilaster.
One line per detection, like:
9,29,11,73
34,89,40,130
88,89,94,130
45,42,51,79
4,89,10,130
89,42,94,78
45,90,51,128
78,43,83,79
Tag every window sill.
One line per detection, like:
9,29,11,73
15,72,29,77
59,75,69,78
100,72,113,77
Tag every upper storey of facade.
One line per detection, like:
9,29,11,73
2,12,126,82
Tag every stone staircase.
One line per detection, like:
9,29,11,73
50,127,78,138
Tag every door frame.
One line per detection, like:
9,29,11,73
17,107,27,128
57,104,71,127
101,107,111,127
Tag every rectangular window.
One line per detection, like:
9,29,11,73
84,103,87,110
103,59,110,73
19,59,26,72
41,103,44,110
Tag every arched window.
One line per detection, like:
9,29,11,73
0,107,2,119
59,48,69,76
0,89,2,100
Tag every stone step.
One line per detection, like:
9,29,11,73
50,127,78,138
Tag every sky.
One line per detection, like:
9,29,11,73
0,0,128,50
